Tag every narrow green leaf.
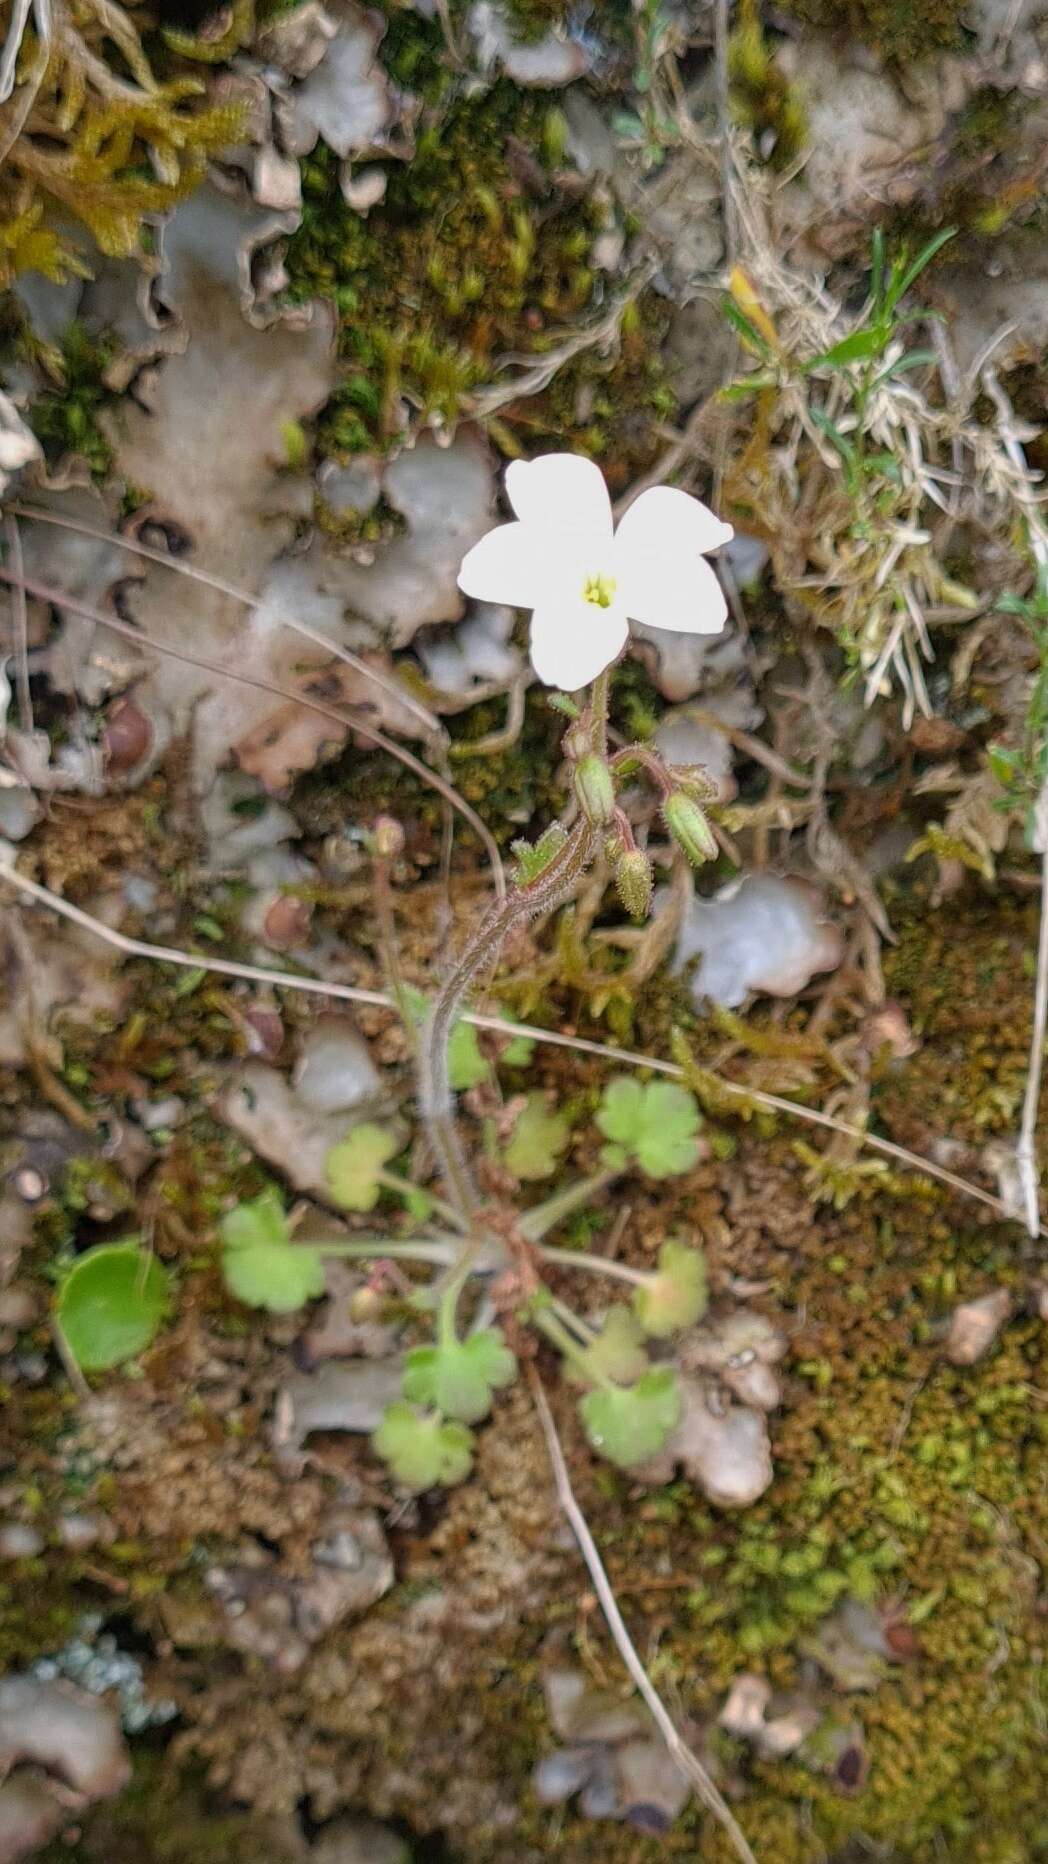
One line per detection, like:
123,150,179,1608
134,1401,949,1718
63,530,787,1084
806,327,886,370
721,295,773,358
870,228,885,313
885,227,955,310
719,374,779,401
868,348,936,392
810,409,857,467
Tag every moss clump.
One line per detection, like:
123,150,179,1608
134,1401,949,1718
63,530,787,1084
780,0,966,61
285,78,671,467
0,0,243,285
40,1755,306,1864
729,0,808,168
28,322,119,475
285,82,600,449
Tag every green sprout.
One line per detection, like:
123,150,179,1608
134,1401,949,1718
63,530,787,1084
511,822,569,886
596,1077,703,1178
219,1190,325,1313
372,1402,475,1492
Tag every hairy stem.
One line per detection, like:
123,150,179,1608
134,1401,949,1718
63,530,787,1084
418,819,596,1214
519,1166,621,1242
373,1168,466,1234
538,1244,646,1288
314,1239,457,1266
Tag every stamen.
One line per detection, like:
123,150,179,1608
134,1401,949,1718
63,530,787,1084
582,573,617,609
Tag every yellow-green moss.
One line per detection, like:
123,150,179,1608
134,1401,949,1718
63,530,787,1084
729,0,808,168
1,5,242,285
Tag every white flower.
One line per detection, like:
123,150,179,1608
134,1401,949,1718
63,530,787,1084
457,453,733,691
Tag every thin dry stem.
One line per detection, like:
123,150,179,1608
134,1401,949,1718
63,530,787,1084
3,515,32,733
526,1366,758,1864
1017,834,1048,1238
0,563,505,896
8,502,447,747
0,858,1031,1233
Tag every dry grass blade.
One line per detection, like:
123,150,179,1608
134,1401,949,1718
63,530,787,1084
9,501,447,744
526,1366,758,1864
0,866,1029,1235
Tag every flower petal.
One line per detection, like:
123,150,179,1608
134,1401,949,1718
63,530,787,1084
529,596,628,691
457,521,546,607
505,454,613,545
615,485,734,561
615,549,728,636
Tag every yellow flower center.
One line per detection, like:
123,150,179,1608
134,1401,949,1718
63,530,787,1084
581,572,617,609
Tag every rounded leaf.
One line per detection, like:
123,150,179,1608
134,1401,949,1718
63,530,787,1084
595,1076,702,1179
634,1241,709,1338
576,1306,649,1387
579,1367,682,1469
504,1094,571,1182
373,1402,474,1491
57,1242,171,1372
325,1123,399,1211
403,1329,517,1423
222,1237,326,1314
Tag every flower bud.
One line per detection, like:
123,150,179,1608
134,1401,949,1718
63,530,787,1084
663,791,718,866
573,754,616,828
616,849,653,920
668,762,718,802
563,722,592,764
371,814,405,861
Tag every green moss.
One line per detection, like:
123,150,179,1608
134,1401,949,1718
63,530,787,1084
285,80,672,470
28,322,119,475
729,1,808,168
42,1756,305,1864
372,0,452,97
780,0,967,60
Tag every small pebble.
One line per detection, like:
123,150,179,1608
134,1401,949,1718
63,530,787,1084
131,1096,185,1133
11,1169,45,1203
945,1288,1012,1366
0,1523,44,1558
263,894,313,950
103,699,152,773
0,1288,37,1329
57,1513,107,1553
